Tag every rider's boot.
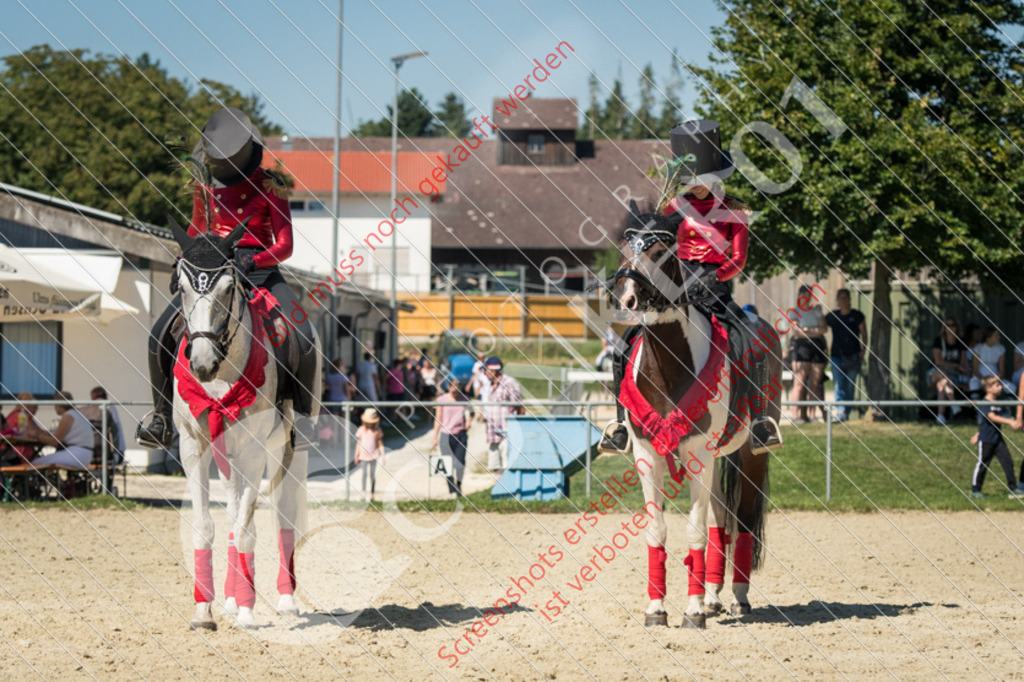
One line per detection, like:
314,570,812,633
750,417,783,455
290,344,320,450
136,320,176,449
598,342,631,454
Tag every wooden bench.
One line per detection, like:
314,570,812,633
1,461,125,502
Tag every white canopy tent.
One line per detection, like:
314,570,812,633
0,246,139,324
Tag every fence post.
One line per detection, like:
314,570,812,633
826,399,833,502
101,402,109,495
585,403,592,499
344,402,351,502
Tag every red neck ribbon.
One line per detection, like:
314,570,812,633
174,289,275,480
619,316,728,474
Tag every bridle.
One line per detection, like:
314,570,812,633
610,227,688,312
178,259,245,361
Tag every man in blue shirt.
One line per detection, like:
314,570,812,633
825,289,867,422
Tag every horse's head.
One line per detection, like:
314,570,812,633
611,200,697,313
169,217,248,382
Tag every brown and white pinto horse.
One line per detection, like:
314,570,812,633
611,211,777,628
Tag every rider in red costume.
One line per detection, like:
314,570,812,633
599,120,781,454
137,108,319,449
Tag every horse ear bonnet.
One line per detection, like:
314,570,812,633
184,234,233,269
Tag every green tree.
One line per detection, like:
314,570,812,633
0,45,280,225
629,63,658,139
599,78,629,140
688,1,1024,412
432,92,471,138
578,72,602,141
655,51,684,138
352,86,434,137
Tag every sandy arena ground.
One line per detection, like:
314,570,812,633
0,505,1022,680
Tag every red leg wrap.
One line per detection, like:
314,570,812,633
647,545,667,600
224,533,237,600
277,529,296,595
706,527,730,586
684,548,706,596
734,532,753,584
237,552,256,609
194,549,214,603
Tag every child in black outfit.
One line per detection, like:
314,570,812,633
970,375,1024,498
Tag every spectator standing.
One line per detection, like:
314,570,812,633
432,379,471,496
825,289,868,422
82,387,125,465
421,359,439,401
355,352,382,402
470,352,487,398
969,376,1022,498
325,359,354,411
594,322,624,371
354,408,384,502
31,391,95,469
789,284,829,423
482,357,523,473
403,355,423,406
386,359,405,403
928,318,969,425
1011,339,1024,387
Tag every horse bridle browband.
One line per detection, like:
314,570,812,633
609,227,686,311
178,260,244,360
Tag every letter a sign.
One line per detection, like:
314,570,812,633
429,455,453,477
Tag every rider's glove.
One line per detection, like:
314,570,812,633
234,252,257,278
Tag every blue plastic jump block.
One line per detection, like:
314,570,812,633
491,416,601,501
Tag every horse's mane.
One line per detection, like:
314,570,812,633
183,233,234,268
615,203,682,241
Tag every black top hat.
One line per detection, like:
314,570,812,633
670,119,735,182
195,107,264,187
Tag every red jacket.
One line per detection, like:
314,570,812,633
665,194,748,282
188,167,293,269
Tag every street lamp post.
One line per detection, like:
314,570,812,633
389,51,426,362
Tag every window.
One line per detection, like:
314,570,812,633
528,134,545,154
289,200,307,212
0,321,61,397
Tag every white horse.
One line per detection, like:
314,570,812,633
169,221,317,630
612,214,776,629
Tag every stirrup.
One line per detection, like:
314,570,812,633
597,421,631,455
750,416,783,456
136,409,173,449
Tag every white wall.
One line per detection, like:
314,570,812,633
289,194,433,293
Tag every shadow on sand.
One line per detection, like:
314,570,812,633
716,600,956,627
292,601,531,632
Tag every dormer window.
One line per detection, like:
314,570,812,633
528,134,545,154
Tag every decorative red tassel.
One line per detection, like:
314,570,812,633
706,527,730,585
647,545,667,599
237,552,256,608
734,532,753,584
194,549,214,603
224,533,237,600
684,547,706,596
277,529,296,595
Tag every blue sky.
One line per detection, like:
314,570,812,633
2,0,726,137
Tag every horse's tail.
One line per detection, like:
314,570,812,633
721,448,770,571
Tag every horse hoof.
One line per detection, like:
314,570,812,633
277,594,299,618
704,602,724,616
730,603,752,616
220,597,238,617
189,619,217,632
235,607,257,629
681,613,706,629
644,611,668,627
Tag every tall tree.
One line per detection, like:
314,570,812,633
629,63,658,139
352,86,434,137
0,46,280,224
689,1,1024,414
656,51,684,138
578,72,602,141
599,78,629,140
432,92,472,138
